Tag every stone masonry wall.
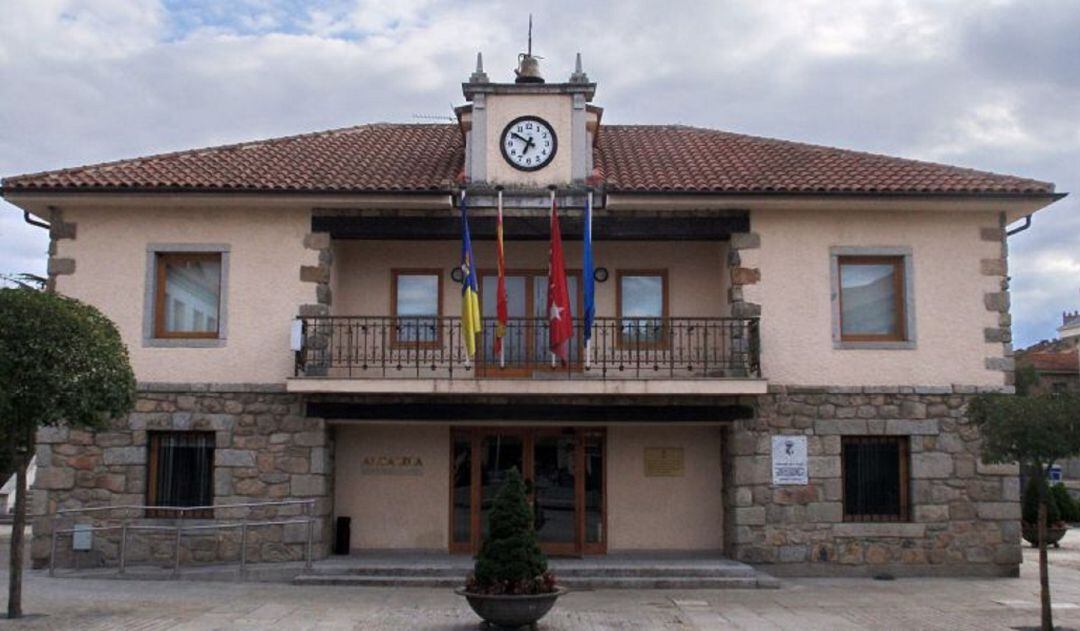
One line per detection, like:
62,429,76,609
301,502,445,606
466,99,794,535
724,387,1020,577
30,386,332,570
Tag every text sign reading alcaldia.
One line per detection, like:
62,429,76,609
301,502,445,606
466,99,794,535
771,435,808,485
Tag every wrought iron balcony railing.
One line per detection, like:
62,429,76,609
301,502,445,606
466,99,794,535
293,316,760,380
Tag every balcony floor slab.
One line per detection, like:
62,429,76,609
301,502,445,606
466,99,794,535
286,377,768,396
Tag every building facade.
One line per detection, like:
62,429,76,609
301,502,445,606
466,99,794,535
2,53,1067,577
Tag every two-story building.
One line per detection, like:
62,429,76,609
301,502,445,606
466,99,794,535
2,51,1066,577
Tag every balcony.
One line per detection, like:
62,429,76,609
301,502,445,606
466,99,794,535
287,316,765,396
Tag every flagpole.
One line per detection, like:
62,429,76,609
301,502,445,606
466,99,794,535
460,189,471,371
497,188,505,369
550,187,557,369
585,189,593,370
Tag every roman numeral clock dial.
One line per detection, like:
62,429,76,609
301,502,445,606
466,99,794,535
500,115,557,171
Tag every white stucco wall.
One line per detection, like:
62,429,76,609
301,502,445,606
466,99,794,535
606,425,724,551
742,208,1004,386
53,204,315,383
333,423,450,550
332,240,729,319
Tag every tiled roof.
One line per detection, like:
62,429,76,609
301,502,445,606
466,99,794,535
594,126,1055,195
1,124,464,193
1,123,1056,196
1017,347,1079,373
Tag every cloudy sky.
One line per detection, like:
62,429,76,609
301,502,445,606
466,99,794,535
1,0,1077,346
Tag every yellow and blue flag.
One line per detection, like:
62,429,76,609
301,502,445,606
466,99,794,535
459,192,482,357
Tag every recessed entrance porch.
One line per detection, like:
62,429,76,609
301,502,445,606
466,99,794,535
331,418,732,556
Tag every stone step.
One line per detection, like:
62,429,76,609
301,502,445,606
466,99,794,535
293,574,766,589
307,565,755,579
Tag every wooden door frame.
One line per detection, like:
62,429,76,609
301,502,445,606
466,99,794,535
476,270,585,377
447,426,607,557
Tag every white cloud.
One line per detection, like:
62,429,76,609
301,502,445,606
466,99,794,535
0,0,1077,347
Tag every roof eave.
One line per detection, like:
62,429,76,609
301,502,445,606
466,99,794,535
604,190,1066,219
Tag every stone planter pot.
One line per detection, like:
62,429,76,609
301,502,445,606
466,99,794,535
455,586,567,629
1021,523,1069,548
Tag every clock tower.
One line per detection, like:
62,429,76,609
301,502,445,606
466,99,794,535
456,49,600,190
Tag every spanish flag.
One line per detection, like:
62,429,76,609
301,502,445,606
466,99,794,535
459,192,482,358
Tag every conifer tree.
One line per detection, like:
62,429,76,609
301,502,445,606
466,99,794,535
473,467,548,591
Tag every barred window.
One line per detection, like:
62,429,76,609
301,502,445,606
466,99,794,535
146,432,214,518
842,436,909,522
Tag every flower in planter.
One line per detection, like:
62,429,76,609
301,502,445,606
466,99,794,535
466,467,558,595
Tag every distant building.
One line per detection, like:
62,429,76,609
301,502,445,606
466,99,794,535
1015,336,1079,395
1060,307,1080,371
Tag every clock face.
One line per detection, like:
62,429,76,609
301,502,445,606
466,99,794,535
500,116,557,171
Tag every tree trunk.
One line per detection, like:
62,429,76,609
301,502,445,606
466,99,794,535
6,456,28,619
1039,487,1053,631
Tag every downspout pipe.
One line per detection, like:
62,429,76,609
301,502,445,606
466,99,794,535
22,210,49,230
1006,215,1032,237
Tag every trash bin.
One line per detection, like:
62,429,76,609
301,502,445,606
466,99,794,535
335,516,351,555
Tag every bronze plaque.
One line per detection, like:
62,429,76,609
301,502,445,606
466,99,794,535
644,447,684,477
359,455,424,476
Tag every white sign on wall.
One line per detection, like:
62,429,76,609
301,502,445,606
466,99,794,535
771,435,808,485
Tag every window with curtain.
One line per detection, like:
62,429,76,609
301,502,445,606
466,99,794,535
154,253,222,338
838,256,905,342
618,272,666,344
392,271,441,344
147,432,214,518
842,436,909,522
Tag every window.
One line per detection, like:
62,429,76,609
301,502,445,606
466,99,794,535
838,256,906,342
842,436,909,522
392,270,442,345
154,253,222,339
617,271,667,345
146,432,214,518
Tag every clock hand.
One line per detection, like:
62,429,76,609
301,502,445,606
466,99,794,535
511,132,530,144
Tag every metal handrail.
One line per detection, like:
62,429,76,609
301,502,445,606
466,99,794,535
55,498,315,516
294,315,762,379
48,499,318,579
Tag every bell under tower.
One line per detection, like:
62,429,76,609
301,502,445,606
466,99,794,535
456,44,600,190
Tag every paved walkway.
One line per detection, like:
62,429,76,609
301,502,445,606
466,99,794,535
2,525,1080,629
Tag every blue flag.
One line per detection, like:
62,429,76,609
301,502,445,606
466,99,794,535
460,193,481,357
583,192,595,345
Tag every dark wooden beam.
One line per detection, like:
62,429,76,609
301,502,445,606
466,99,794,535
306,400,754,422
311,215,749,241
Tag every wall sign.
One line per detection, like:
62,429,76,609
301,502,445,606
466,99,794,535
771,436,808,485
360,455,424,476
644,447,684,477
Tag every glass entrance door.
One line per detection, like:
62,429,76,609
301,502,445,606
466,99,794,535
480,433,524,540
450,427,605,556
533,432,578,554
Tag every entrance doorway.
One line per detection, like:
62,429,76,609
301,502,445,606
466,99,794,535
450,427,605,556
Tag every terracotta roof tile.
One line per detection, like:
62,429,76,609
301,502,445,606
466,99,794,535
595,125,1055,195
1,123,1056,196
1017,348,1079,373
1,124,464,193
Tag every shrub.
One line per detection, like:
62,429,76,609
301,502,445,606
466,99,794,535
1051,483,1080,523
1023,476,1062,526
466,467,556,595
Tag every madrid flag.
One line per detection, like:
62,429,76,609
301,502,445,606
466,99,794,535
547,196,573,363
